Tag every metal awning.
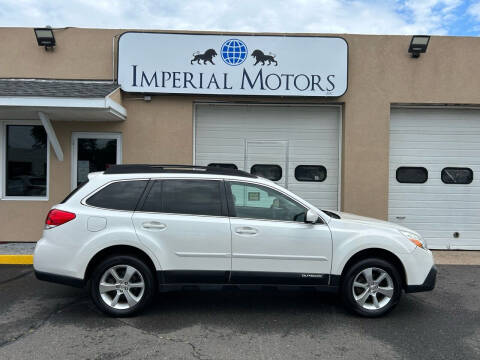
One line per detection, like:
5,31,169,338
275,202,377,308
0,79,126,121
0,79,127,162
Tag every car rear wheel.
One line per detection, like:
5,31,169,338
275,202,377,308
341,258,402,317
90,255,156,317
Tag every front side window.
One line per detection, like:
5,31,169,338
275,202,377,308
250,164,282,181
441,167,473,184
295,165,327,182
396,167,428,184
162,180,223,216
5,125,47,197
228,182,307,222
86,180,147,211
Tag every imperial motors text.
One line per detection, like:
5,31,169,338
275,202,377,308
131,65,336,93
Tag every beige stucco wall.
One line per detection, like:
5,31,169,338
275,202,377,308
1,27,480,241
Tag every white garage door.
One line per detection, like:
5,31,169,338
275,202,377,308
389,108,480,249
195,104,340,210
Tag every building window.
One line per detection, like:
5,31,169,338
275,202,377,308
4,124,48,198
208,163,238,170
72,133,122,189
441,167,473,184
295,165,327,182
396,167,428,184
250,164,282,181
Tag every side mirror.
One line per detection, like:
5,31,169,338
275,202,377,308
305,209,319,224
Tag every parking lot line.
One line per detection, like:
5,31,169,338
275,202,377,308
0,255,33,265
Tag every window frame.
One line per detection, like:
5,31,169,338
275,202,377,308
0,120,50,201
225,180,319,224
441,167,473,185
294,165,327,182
71,132,122,191
137,178,229,218
250,164,283,181
395,166,428,184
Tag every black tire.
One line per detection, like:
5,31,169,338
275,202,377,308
90,255,156,317
341,258,402,317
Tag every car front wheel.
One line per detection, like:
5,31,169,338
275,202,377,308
90,255,156,317
341,258,402,317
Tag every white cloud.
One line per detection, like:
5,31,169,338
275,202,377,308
0,0,466,35
468,1,480,21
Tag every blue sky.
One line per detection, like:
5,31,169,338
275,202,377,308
1,0,480,36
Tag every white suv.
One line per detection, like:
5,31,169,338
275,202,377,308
34,165,436,317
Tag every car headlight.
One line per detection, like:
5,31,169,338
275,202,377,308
400,230,427,250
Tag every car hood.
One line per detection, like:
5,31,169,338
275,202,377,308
326,210,418,234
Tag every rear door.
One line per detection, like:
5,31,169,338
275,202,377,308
132,178,231,283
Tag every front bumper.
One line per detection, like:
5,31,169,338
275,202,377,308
405,265,437,293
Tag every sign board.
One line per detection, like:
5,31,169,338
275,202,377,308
118,32,348,97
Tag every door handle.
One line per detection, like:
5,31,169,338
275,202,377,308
235,227,258,235
142,221,167,230
395,216,406,220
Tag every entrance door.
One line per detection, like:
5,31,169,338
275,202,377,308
72,132,122,189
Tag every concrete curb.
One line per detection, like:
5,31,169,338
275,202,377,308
0,255,34,265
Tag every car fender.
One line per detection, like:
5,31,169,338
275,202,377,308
331,228,414,276
76,229,162,278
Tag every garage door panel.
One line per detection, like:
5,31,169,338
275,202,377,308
195,104,340,210
389,108,480,249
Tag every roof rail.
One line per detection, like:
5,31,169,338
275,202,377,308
103,164,257,178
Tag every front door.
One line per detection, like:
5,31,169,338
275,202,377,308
227,181,332,285
132,178,231,283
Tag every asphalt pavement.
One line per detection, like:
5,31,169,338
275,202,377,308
0,265,479,360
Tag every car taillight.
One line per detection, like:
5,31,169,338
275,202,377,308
45,209,76,229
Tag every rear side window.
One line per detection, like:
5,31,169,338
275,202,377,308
441,167,473,184
295,165,327,182
86,180,147,210
61,181,88,204
145,179,223,216
396,167,428,184
250,164,282,181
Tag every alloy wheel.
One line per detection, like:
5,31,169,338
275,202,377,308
99,264,145,310
352,267,394,311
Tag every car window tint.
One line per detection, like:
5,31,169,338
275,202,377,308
396,167,428,184
86,180,147,210
208,163,238,170
141,180,162,212
61,181,88,204
162,180,222,216
250,164,282,181
295,165,327,182
229,182,306,222
441,167,473,184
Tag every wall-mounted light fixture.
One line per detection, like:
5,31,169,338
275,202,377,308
34,27,56,50
408,35,430,58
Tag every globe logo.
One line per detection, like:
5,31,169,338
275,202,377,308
221,39,248,66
